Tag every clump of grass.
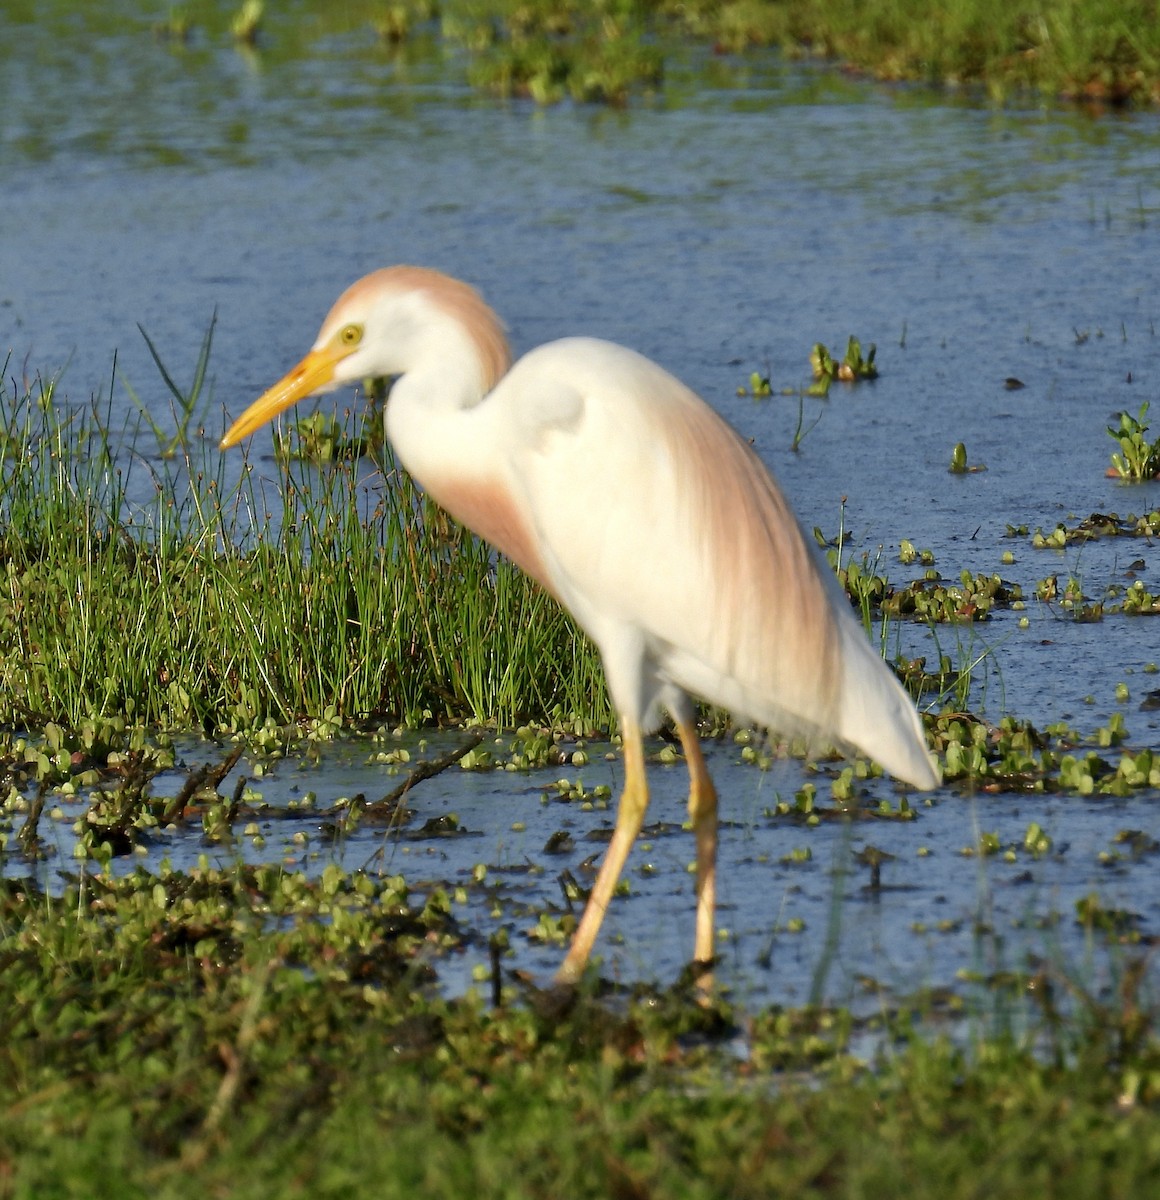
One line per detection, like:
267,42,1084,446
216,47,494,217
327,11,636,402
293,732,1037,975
146,0,1160,106
687,0,1160,105
0,361,610,736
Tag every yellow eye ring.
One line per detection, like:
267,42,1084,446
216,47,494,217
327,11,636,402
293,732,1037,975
339,324,363,347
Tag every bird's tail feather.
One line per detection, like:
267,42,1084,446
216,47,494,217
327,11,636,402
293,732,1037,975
834,614,942,790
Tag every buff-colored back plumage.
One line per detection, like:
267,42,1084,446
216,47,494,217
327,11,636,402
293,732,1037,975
660,398,843,737
661,399,936,785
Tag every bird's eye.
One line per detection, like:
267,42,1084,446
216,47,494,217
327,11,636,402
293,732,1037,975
339,324,363,347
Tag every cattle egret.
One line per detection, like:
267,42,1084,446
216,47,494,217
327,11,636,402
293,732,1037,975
221,266,940,986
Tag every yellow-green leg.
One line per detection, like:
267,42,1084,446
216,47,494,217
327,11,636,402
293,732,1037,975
556,717,649,985
676,715,718,976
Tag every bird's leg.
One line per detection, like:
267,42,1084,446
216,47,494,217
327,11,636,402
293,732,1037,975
556,718,648,985
676,715,718,983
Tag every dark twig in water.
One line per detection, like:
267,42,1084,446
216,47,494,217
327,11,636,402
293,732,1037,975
364,731,485,816
17,781,48,858
226,772,248,825
163,746,244,824
490,935,503,1008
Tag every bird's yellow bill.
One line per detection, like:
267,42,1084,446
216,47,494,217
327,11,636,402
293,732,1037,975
219,344,349,449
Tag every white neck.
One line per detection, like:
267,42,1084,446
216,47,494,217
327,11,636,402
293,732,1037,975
382,328,493,493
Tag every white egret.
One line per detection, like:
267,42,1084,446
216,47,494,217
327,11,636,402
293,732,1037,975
221,266,940,985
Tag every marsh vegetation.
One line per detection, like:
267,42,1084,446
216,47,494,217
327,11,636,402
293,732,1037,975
6,1,1160,1194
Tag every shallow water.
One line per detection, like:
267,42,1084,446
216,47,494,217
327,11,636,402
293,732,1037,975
5,7,1160,1008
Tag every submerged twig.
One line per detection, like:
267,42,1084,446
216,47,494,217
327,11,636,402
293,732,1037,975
490,936,503,1008
364,731,485,817
226,772,248,825
163,746,244,824
16,781,48,858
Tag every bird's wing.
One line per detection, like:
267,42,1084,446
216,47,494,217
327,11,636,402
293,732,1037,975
498,338,844,741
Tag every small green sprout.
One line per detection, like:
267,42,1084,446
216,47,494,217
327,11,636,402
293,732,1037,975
949,442,985,473
738,370,772,397
231,0,263,45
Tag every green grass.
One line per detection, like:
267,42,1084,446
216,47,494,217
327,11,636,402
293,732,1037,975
0,366,611,735
338,0,1160,106
379,0,1160,106
388,0,1160,106
15,0,1160,107
3,861,1160,1198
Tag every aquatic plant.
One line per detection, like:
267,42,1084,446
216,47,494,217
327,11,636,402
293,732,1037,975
898,539,934,566
948,441,985,473
273,410,373,464
1031,511,1160,545
1107,402,1160,481
831,552,1020,626
737,370,772,397
808,336,878,396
